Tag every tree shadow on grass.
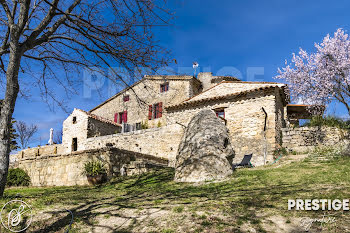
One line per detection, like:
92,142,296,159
21,167,343,233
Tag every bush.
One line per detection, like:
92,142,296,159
305,115,350,129
7,168,30,187
273,147,288,160
141,120,149,129
82,160,107,176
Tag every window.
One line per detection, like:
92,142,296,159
72,138,78,152
154,103,160,119
123,95,129,102
148,102,163,120
215,109,225,119
72,116,77,124
118,111,127,124
160,83,169,93
136,122,142,130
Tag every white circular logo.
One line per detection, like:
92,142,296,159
0,200,32,232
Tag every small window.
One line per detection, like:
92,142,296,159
123,95,129,102
72,116,77,124
160,83,169,93
72,138,78,151
215,109,225,119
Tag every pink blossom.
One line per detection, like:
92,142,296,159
275,28,350,115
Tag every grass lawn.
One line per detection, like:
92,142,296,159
0,153,349,233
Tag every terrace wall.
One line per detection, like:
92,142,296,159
282,127,350,152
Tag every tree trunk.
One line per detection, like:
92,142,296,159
0,40,22,196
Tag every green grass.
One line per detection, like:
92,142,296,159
1,154,350,232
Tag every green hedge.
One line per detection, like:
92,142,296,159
7,168,30,187
304,116,350,129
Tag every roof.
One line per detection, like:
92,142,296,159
211,76,241,82
187,81,286,103
76,109,121,127
89,75,200,112
166,84,286,110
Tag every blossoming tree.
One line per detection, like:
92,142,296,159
275,28,350,115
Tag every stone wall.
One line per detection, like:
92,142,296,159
13,144,65,161
87,118,121,138
11,147,168,187
282,127,350,152
82,124,184,166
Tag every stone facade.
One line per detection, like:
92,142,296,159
90,76,201,128
166,87,286,166
282,127,350,153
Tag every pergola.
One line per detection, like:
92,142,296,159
286,104,325,126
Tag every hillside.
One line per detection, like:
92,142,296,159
1,150,350,233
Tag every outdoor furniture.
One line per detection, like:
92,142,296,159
233,154,253,169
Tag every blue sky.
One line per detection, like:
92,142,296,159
8,0,350,147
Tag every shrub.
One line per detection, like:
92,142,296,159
141,120,149,129
7,168,30,187
82,160,107,176
273,147,288,160
305,115,350,129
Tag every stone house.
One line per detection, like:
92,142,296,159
14,72,321,186
62,72,289,165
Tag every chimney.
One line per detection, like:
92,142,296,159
197,72,215,91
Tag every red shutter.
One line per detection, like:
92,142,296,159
124,110,127,123
114,113,118,123
148,105,152,120
159,102,163,118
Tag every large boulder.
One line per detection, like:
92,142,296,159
174,109,235,182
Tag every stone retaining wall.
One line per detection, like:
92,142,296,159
11,147,168,187
282,127,350,152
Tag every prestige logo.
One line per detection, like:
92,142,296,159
288,199,350,211
0,200,32,232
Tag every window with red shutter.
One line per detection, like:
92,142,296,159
148,105,152,120
124,110,128,123
159,102,163,118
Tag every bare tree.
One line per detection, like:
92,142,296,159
0,0,172,196
54,128,62,144
15,121,38,149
